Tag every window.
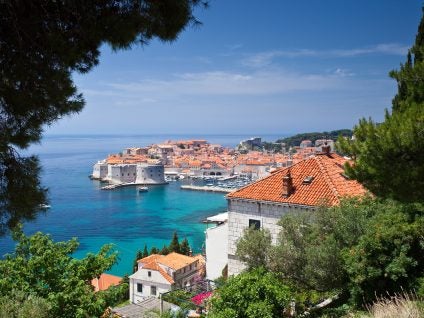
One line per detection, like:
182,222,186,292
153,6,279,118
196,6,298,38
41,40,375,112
249,219,261,230
148,271,151,277
151,286,157,296
137,283,143,293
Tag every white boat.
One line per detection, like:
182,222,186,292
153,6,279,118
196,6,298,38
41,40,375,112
138,186,148,192
39,204,51,209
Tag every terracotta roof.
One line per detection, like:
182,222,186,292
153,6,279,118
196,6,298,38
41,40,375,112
91,273,122,292
228,153,367,206
136,254,175,284
137,254,162,264
136,253,199,284
158,252,198,270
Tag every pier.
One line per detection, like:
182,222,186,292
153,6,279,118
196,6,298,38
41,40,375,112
180,185,234,193
100,182,156,190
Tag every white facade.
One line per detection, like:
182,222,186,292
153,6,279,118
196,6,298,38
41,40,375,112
129,269,172,304
227,198,313,276
129,253,202,304
135,163,166,184
92,161,108,179
205,222,228,280
107,164,137,184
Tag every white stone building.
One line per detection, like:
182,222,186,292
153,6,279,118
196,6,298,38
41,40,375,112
129,253,204,304
107,164,137,184
225,151,367,276
204,212,228,280
92,160,108,180
135,163,166,184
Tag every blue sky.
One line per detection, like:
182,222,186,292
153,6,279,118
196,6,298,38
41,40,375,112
48,0,423,136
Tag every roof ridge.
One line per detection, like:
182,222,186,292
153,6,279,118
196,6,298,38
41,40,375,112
315,155,340,201
228,158,307,198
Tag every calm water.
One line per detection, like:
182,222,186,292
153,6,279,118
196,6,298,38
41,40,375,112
0,134,283,276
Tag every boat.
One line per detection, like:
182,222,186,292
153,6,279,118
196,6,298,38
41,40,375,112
138,186,149,192
39,204,51,209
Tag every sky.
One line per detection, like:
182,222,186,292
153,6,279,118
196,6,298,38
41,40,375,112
47,0,423,136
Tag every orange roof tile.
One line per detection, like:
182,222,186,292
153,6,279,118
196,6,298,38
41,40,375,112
91,273,122,292
228,153,367,207
142,260,175,284
158,252,198,270
137,254,162,264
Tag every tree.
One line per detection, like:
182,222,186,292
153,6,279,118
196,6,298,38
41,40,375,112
169,231,181,253
338,9,424,203
208,268,293,318
236,227,272,270
180,237,191,256
0,0,206,233
142,244,149,258
0,226,118,317
342,200,424,305
271,198,375,292
150,246,159,255
160,244,170,255
0,290,51,318
133,249,143,273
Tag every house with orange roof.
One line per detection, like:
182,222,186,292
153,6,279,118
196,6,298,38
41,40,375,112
225,147,368,276
91,273,122,292
129,252,205,304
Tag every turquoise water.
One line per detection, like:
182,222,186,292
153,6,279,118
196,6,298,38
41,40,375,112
0,134,282,276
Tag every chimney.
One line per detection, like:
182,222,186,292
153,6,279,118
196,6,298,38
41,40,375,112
321,141,331,155
282,170,293,197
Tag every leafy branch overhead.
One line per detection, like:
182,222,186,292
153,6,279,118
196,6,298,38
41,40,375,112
0,1,205,233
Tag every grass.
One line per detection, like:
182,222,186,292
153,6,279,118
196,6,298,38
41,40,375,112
365,292,424,318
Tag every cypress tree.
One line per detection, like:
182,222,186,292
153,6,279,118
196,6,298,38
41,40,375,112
150,247,159,255
169,231,181,253
142,244,149,258
133,250,143,273
160,245,170,255
180,238,191,256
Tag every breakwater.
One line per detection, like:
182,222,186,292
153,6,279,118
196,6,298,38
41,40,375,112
180,185,234,193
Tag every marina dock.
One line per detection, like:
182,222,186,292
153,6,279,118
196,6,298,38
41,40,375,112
180,185,234,193
101,182,151,190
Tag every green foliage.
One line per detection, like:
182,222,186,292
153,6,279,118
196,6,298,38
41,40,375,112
180,237,191,256
133,250,143,273
0,290,51,318
143,244,149,258
169,231,181,253
208,268,293,318
162,289,196,311
236,227,272,270
0,0,205,233
271,197,424,306
276,129,352,148
271,197,375,291
98,281,129,310
150,246,160,254
161,244,170,255
342,201,424,305
0,226,119,317
338,10,424,203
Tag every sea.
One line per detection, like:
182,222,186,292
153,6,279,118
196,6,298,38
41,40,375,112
0,134,283,277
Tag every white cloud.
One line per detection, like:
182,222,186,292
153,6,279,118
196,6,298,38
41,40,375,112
333,68,355,77
242,43,408,67
107,70,345,98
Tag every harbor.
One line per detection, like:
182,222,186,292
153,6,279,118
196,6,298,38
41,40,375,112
180,185,234,193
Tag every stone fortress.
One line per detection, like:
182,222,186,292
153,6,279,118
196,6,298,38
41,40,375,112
92,161,166,185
